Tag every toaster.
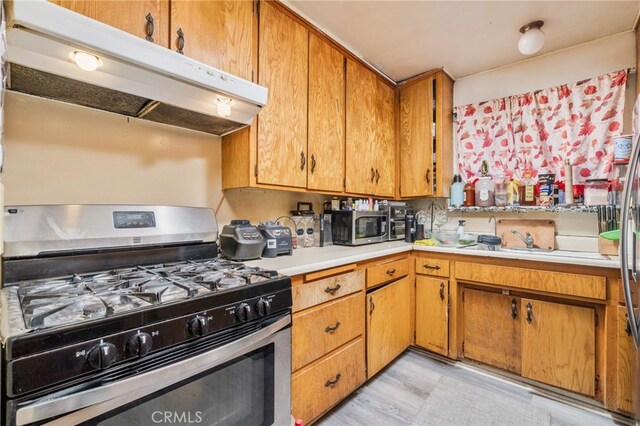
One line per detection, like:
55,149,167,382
219,220,266,261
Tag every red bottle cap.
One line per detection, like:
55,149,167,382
295,420,303,426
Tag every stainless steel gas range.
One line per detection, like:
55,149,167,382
0,205,292,426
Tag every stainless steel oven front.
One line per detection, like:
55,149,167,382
10,315,291,426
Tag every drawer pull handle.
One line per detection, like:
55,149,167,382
325,373,342,387
511,298,518,320
370,167,375,182
369,296,375,315
439,283,445,301
325,322,341,333
300,151,306,171
526,302,533,324
386,268,396,276
176,28,185,54
144,13,155,42
324,284,341,295
423,264,441,270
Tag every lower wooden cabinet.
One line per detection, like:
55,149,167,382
616,305,634,413
521,299,595,396
292,337,366,423
462,289,521,373
415,276,448,356
367,276,412,378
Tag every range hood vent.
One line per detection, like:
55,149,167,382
5,0,268,136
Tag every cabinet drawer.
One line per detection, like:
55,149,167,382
292,337,366,424
366,257,409,289
292,292,365,371
293,269,364,312
415,257,449,277
455,262,606,300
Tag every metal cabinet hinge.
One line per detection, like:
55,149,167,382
254,164,258,178
595,313,599,327
595,375,600,393
462,341,464,353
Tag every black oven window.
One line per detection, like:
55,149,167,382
86,345,275,426
355,217,381,238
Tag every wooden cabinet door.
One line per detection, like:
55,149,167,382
373,79,395,197
367,276,412,378
170,0,253,81
257,1,308,188
521,299,595,396
399,77,433,197
463,289,521,373
617,306,634,413
345,59,376,195
52,0,170,48
415,276,448,356
307,34,345,192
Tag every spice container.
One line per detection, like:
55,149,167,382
463,181,475,206
538,174,555,206
584,179,609,206
519,173,536,206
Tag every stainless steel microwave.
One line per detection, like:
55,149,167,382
331,211,387,246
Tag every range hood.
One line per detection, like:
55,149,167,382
4,0,267,136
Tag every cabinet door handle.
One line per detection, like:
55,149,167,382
375,169,380,184
324,284,341,295
511,298,517,319
439,283,445,301
526,302,533,324
370,167,375,182
324,373,341,387
145,13,155,42
325,321,341,333
300,151,306,171
386,268,396,276
423,264,441,270
425,169,431,184
369,296,375,315
310,154,316,174
176,28,185,54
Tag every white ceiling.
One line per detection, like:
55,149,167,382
285,1,640,81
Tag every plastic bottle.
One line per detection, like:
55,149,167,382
450,174,464,207
463,181,475,206
564,160,574,204
457,220,466,239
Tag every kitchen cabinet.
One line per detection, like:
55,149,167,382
398,71,453,198
256,1,308,188
521,298,595,396
51,0,170,48
170,0,254,81
345,59,395,197
365,257,409,290
415,276,448,356
307,34,345,192
462,289,521,373
367,276,412,378
616,305,634,413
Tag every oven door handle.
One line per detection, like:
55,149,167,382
16,315,291,426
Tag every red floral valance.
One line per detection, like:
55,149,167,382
455,70,627,183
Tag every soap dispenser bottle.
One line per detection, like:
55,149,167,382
450,175,464,207
457,220,466,239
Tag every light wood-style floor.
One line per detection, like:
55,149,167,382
317,349,628,426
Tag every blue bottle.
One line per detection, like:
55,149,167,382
450,174,464,207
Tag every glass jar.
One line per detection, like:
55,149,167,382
584,179,609,206
494,175,508,207
474,177,495,207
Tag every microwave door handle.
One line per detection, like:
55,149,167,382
16,316,291,426
620,132,640,346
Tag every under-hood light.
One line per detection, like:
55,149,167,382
70,50,103,72
216,96,232,117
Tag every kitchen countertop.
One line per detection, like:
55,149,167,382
244,241,621,276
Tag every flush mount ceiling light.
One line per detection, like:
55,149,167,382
518,20,545,55
69,50,103,72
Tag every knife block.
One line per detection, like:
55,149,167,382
598,236,619,256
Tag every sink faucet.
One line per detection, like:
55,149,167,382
511,230,534,249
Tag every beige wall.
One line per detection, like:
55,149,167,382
3,92,325,229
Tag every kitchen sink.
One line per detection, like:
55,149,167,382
458,245,610,260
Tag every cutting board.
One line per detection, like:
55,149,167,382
496,219,555,250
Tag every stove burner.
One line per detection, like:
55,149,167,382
217,276,247,289
83,302,105,316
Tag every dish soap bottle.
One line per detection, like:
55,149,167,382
457,220,466,239
450,174,464,207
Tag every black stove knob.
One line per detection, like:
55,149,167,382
188,315,209,337
127,332,153,357
256,298,271,317
87,342,117,370
236,303,251,322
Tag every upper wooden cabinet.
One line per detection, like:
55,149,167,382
345,59,395,197
307,34,346,192
256,1,308,188
170,0,254,81
51,0,170,48
398,71,453,198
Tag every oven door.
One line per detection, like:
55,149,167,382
12,315,291,426
353,215,387,244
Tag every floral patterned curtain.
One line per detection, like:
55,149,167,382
456,70,627,183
